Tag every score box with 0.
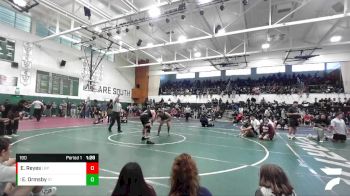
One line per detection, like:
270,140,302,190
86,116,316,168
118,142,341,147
16,154,99,186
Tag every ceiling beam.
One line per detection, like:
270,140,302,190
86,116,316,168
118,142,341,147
38,0,89,25
316,19,343,45
121,0,138,12
107,12,350,55
120,40,350,68
75,0,111,19
274,0,313,25
32,0,183,43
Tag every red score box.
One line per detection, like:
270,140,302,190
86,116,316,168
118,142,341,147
86,162,99,174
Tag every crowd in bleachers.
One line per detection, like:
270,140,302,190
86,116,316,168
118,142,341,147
143,97,350,125
159,72,344,96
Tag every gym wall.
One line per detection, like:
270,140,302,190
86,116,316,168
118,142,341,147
0,23,135,103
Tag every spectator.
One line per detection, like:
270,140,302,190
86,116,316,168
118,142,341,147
259,117,275,140
169,153,212,196
255,164,295,196
240,118,255,137
111,162,156,196
330,112,349,143
0,138,57,196
310,113,330,142
184,105,192,122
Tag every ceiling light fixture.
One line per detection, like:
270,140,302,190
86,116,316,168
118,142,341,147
330,35,342,42
194,52,201,58
6,0,39,12
214,25,222,34
198,0,212,4
178,35,187,43
137,39,142,47
148,6,161,18
147,43,154,47
217,28,226,35
261,43,270,49
13,0,27,7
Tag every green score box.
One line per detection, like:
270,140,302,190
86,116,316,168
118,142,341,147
86,174,99,186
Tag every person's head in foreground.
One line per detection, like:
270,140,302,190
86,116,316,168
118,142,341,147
256,164,295,196
0,138,57,196
169,153,212,196
0,137,10,162
335,112,343,119
111,162,156,196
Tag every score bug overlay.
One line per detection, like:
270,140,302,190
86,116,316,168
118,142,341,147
16,154,99,186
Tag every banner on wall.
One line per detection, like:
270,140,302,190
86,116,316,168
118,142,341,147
0,75,18,86
83,84,131,97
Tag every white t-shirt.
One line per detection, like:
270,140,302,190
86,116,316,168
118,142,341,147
251,119,261,131
0,162,16,196
184,107,191,113
331,118,347,135
112,102,122,112
32,100,44,109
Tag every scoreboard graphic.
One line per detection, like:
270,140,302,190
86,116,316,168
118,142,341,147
16,154,99,186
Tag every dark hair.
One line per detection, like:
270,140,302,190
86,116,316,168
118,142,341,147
0,138,10,153
335,112,343,117
169,153,199,196
111,162,155,196
259,164,294,196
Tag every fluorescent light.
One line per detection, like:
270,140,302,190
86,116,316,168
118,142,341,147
14,0,27,7
113,35,121,40
217,28,226,35
330,35,342,42
148,7,161,18
147,43,154,47
261,43,270,49
198,0,212,4
157,58,162,62
178,35,187,43
194,51,201,58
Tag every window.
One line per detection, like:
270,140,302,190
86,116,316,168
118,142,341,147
36,21,49,37
226,68,251,76
176,72,195,79
107,53,114,62
72,35,81,50
326,62,341,70
292,63,325,72
60,35,72,47
199,71,221,78
0,6,15,26
15,13,31,32
256,66,285,74
190,66,217,72
0,5,31,32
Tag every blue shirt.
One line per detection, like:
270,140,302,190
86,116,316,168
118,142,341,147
199,186,212,196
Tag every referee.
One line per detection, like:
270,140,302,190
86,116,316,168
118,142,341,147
108,95,122,133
